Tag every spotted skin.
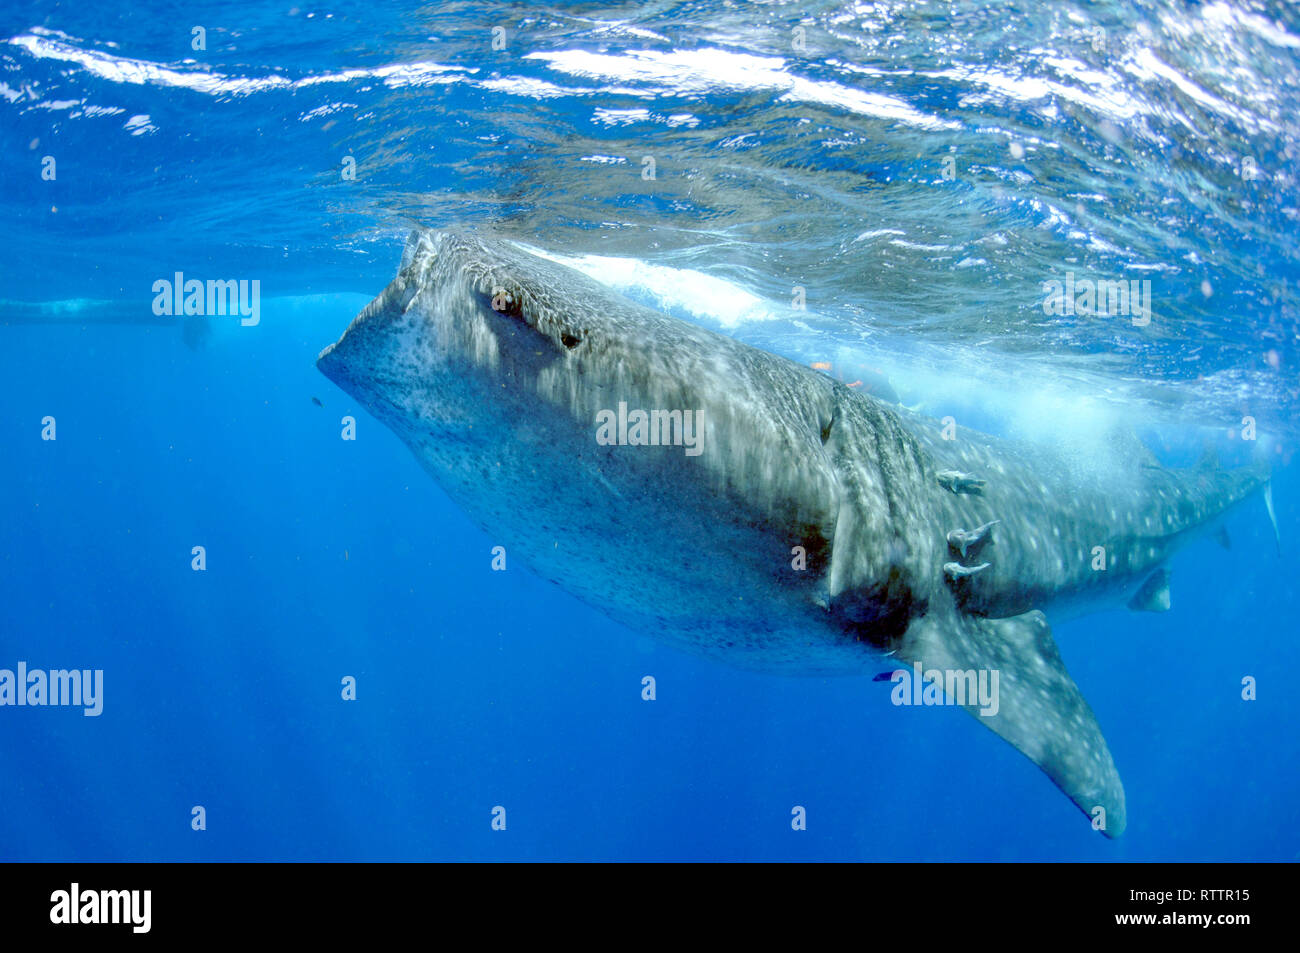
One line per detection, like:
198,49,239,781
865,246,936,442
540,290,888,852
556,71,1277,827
318,230,1269,839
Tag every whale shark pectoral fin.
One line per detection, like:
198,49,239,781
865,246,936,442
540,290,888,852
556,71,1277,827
896,606,1127,838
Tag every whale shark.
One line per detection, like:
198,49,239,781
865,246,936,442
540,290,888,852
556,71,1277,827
317,229,1273,838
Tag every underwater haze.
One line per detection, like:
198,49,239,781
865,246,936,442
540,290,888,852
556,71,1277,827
1,0,1297,861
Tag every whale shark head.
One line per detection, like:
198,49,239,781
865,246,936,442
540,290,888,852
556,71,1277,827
320,230,836,471
318,228,849,508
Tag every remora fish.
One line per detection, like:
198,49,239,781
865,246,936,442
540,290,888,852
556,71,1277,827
318,229,1272,838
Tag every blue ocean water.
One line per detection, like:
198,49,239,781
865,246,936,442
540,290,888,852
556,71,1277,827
1,0,1297,861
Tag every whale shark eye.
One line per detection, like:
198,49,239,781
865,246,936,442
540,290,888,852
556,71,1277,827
560,332,582,350
487,286,522,318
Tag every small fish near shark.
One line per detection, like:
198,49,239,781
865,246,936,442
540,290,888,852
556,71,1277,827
318,229,1276,839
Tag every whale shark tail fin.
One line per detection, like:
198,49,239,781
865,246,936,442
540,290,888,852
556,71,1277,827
1240,452,1278,554
897,604,1126,837
1264,480,1280,554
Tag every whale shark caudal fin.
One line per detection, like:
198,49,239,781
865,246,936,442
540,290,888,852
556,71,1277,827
895,603,1126,838
1264,481,1281,554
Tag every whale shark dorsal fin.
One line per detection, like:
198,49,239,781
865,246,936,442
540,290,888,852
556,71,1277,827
1106,425,1161,470
896,605,1127,837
